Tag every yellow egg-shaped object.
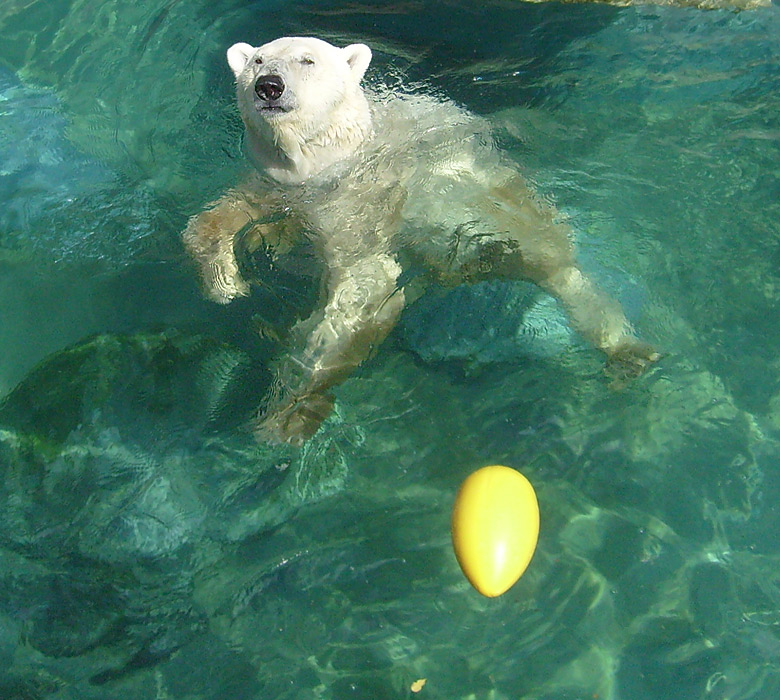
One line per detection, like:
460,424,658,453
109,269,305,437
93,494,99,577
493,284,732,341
451,465,539,597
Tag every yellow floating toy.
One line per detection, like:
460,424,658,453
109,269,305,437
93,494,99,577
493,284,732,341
451,465,539,597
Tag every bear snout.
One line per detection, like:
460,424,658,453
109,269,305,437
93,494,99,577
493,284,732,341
255,74,285,103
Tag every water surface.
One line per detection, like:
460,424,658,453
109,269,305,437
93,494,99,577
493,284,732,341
1,1,780,698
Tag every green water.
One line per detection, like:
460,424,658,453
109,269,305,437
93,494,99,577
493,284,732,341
1,1,780,698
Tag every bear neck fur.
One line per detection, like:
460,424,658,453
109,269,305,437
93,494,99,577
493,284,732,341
243,90,373,185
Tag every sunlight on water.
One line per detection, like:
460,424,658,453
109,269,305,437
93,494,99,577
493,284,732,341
1,1,780,698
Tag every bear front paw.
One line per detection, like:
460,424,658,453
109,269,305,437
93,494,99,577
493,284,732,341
204,260,250,304
605,338,661,387
255,392,335,446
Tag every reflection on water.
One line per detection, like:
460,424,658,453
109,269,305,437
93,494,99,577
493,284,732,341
1,1,780,698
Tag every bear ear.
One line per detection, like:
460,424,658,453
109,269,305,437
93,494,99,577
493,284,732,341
227,42,255,78
342,43,372,83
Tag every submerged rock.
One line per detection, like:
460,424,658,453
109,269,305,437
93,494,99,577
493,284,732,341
0,329,351,684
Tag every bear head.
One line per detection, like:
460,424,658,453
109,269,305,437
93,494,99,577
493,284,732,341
227,36,374,183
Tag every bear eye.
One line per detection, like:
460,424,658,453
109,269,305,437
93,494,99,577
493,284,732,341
254,57,263,65
301,56,315,66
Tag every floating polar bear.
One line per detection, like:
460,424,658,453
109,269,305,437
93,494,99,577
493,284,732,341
183,36,659,445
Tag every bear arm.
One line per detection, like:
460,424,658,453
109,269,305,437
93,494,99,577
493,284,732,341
463,172,631,349
182,189,287,304
256,253,405,445
472,172,659,373
539,266,660,382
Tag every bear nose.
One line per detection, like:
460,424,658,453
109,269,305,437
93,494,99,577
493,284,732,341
255,74,285,102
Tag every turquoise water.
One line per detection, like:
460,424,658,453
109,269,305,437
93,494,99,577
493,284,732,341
1,1,780,698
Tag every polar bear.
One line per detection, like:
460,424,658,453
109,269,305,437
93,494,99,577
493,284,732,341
183,36,659,445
